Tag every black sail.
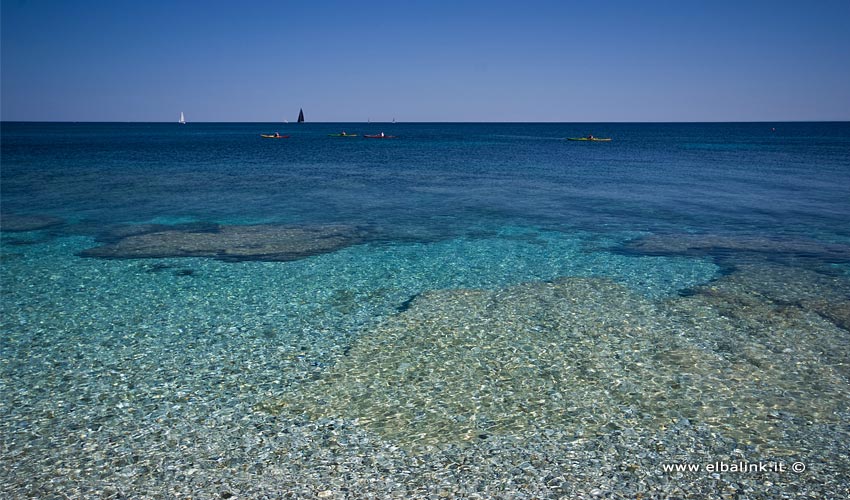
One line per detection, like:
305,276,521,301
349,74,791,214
297,109,304,123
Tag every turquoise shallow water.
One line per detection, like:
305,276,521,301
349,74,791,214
2,122,850,496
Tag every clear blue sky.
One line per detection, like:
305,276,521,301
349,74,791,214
2,0,849,122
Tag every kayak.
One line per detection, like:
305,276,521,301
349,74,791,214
261,134,290,138
328,132,358,137
364,134,396,139
567,137,611,142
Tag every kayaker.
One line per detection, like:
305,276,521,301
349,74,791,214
274,132,281,138
587,134,594,140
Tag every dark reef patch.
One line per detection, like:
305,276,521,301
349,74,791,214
617,233,850,267
0,213,64,232
94,222,220,244
78,223,370,262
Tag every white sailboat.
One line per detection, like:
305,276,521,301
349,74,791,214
179,112,186,125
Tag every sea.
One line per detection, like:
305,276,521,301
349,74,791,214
2,121,849,497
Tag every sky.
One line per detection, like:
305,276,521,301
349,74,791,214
2,0,849,122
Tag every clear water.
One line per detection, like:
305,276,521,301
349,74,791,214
2,122,849,495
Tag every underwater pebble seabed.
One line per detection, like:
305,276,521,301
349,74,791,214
2,226,849,499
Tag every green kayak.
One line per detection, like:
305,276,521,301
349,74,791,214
567,137,611,142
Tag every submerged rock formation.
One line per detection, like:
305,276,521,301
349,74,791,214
269,274,850,453
619,233,850,265
79,223,369,262
0,213,64,232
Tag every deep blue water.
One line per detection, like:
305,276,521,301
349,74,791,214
3,122,849,241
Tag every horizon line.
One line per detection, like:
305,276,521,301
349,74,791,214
3,119,848,124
